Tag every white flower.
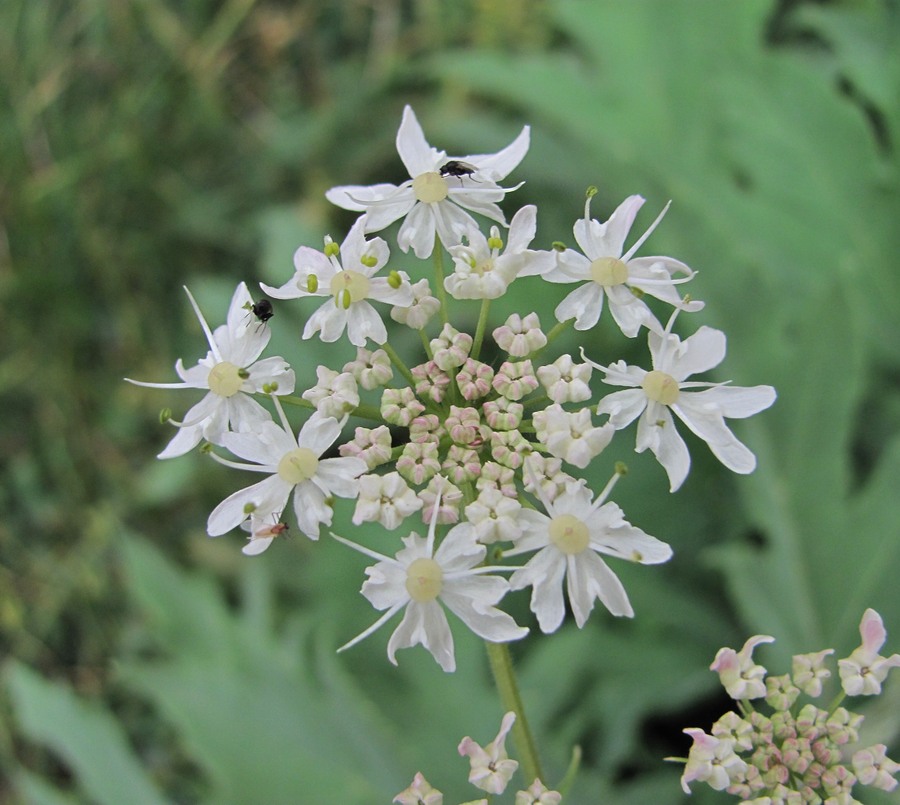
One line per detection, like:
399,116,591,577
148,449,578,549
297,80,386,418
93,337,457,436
125,283,295,458
515,780,562,805
529,194,703,336
445,206,552,299
586,324,777,491
838,609,900,696
260,214,412,347
680,730,747,794
709,634,775,700
352,471,423,530
207,406,366,540
532,403,614,469
326,105,529,258
506,476,672,632
537,354,593,404
393,773,443,805
391,278,440,330
493,312,547,357
458,711,519,794
334,492,528,672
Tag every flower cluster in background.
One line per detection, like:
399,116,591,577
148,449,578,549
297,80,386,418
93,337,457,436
127,105,776,674
679,609,900,803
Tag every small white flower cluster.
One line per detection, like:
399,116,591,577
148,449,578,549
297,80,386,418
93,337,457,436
394,712,563,805
128,105,776,671
679,609,900,803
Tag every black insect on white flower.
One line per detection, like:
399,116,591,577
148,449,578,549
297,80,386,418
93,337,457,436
439,160,479,182
250,298,274,324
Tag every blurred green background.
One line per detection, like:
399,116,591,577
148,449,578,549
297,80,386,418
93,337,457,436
3,0,900,802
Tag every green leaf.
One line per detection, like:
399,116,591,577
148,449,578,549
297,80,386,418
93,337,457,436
116,535,405,805
5,661,168,805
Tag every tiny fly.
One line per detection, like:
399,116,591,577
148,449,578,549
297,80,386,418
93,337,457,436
439,160,479,182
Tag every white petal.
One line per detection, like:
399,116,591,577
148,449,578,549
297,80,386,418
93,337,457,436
509,547,567,634
397,202,436,258
462,125,530,181
346,301,387,347
292,481,330,539
388,600,456,672
576,195,644,258
606,286,652,337
596,388,647,429
665,326,726,379
442,583,528,643
555,282,603,330
242,536,275,556
325,183,399,212
637,408,691,492
316,456,366,497
568,551,633,622
684,385,777,419
157,421,204,459
505,205,537,253
303,301,348,343
673,398,758,475
396,105,444,176
207,475,290,536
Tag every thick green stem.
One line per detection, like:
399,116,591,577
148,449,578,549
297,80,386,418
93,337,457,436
485,641,543,785
471,298,491,361
432,239,450,325
380,341,417,389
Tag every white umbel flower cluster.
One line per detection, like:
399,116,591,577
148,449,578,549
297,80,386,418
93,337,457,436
128,105,776,676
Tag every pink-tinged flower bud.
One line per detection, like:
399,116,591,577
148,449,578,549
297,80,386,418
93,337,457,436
482,398,523,431
412,360,451,403
458,711,519,795
532,404,614,469
339,425,392,469
353,472,423,530
391,278,440,330
838,609,900,696
465,487,522,544
343,347,393,390
409,414,443,443
456,358,494,400
393,771,443,805
381,387,425,426
476,461,517,498
442,445,481,485
765,674,800,712
419,476,462,524
490,430,531,469
446,406,484,446
492,312,546,357
537,353,593,403
302,366,360,418
680,728,747,794
825,708,862,745
430,324,473,371
522,454,576,503
493,359,539,400
853,744,900,791
792,649,834,697
711,711,754,752
397,442,441,485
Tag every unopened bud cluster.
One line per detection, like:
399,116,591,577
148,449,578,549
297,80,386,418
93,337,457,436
679,609,900,803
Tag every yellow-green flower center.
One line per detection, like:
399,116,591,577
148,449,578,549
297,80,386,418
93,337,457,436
330,270,371,305
207,361,244,397
277,447,319,484
405,557,443,602
641,370,680,405
590,256,629,287
412,171,449,203
548,514,590,555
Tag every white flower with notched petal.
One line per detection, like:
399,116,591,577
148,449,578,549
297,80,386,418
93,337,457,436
506,468,672,633
125,282,295,458
261,214,412,347
326,105,529,258
584,324,777,492
207,404,366,541
333,493,528,672
445,206,553,300
525,194,702,336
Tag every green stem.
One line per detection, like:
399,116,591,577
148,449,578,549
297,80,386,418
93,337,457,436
380,341,417,389
418,327,433,360
432,238,450,325
471,298,491,361
485,641,543,785
276,394,315,410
